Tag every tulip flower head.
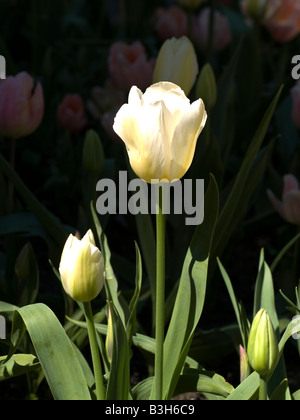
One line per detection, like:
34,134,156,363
113,82,207,184
59,230,105,303
0,71,44,139
267,174,300,225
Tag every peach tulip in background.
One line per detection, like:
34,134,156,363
57,94,87,134
193,8,232,51
0,71,44,139
264,0,300,43
154,6,188,41
108,41,156,91
267,174,300,225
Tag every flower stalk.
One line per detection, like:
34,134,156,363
83,301,106,400
153,185,166,400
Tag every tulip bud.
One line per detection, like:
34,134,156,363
106,306,114,364
153,36,199,96
239,345,249,383
241,0,268,21
83,129,105,176
59,230,105,302
247,309,279,378
196,63,217,109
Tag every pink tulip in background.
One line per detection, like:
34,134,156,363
108,41,156,91
193,8,232,51
154,6,188,41
87,82,126,142
264,0,300,43
0,71,44,139
57,94,87,134
267,174,300,225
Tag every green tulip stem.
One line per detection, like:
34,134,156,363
259,376,268,401
153,185,166,400
83,301,106,400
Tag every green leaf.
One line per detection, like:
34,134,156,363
162,174,219,399
292,389,300,400
132,377,153,400
212,40,242,143
106,301,131,400
270,379,290,401
253,259,279,334
126,242,143,341
226,372,260,400
217,258,250,348
0,153,68,248
173,368,234,399
6,303,91,400
91,203,130,328
271,231,300,273
16,243,40,306
279,318,300,355
212,86,283,259
0,354,40,382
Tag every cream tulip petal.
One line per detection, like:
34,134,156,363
128,86,143,107
113,103,142,150
130,101,167,182
169,99,207,180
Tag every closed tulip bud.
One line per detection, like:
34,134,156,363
247,309,279,378
239,345,249,383
59,230,105,303
113,82,207,184
83,129,105,176
177,0,202,10
196,63,217,110
105,306,114,364
153,36,199,96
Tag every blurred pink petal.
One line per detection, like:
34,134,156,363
268,174,300,225
57,94,87,134
108,42,156,91
193,8,232,51
154,6,188,41
0,71,44,139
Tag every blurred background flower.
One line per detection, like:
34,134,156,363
57,94,87,135
108,41,156,91
0,71,44,139
264,0,300,42
193,7,232,51
267,174,300,225
154,6,188,41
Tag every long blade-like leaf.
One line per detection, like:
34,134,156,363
7,303,91,400
162,174,219,399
